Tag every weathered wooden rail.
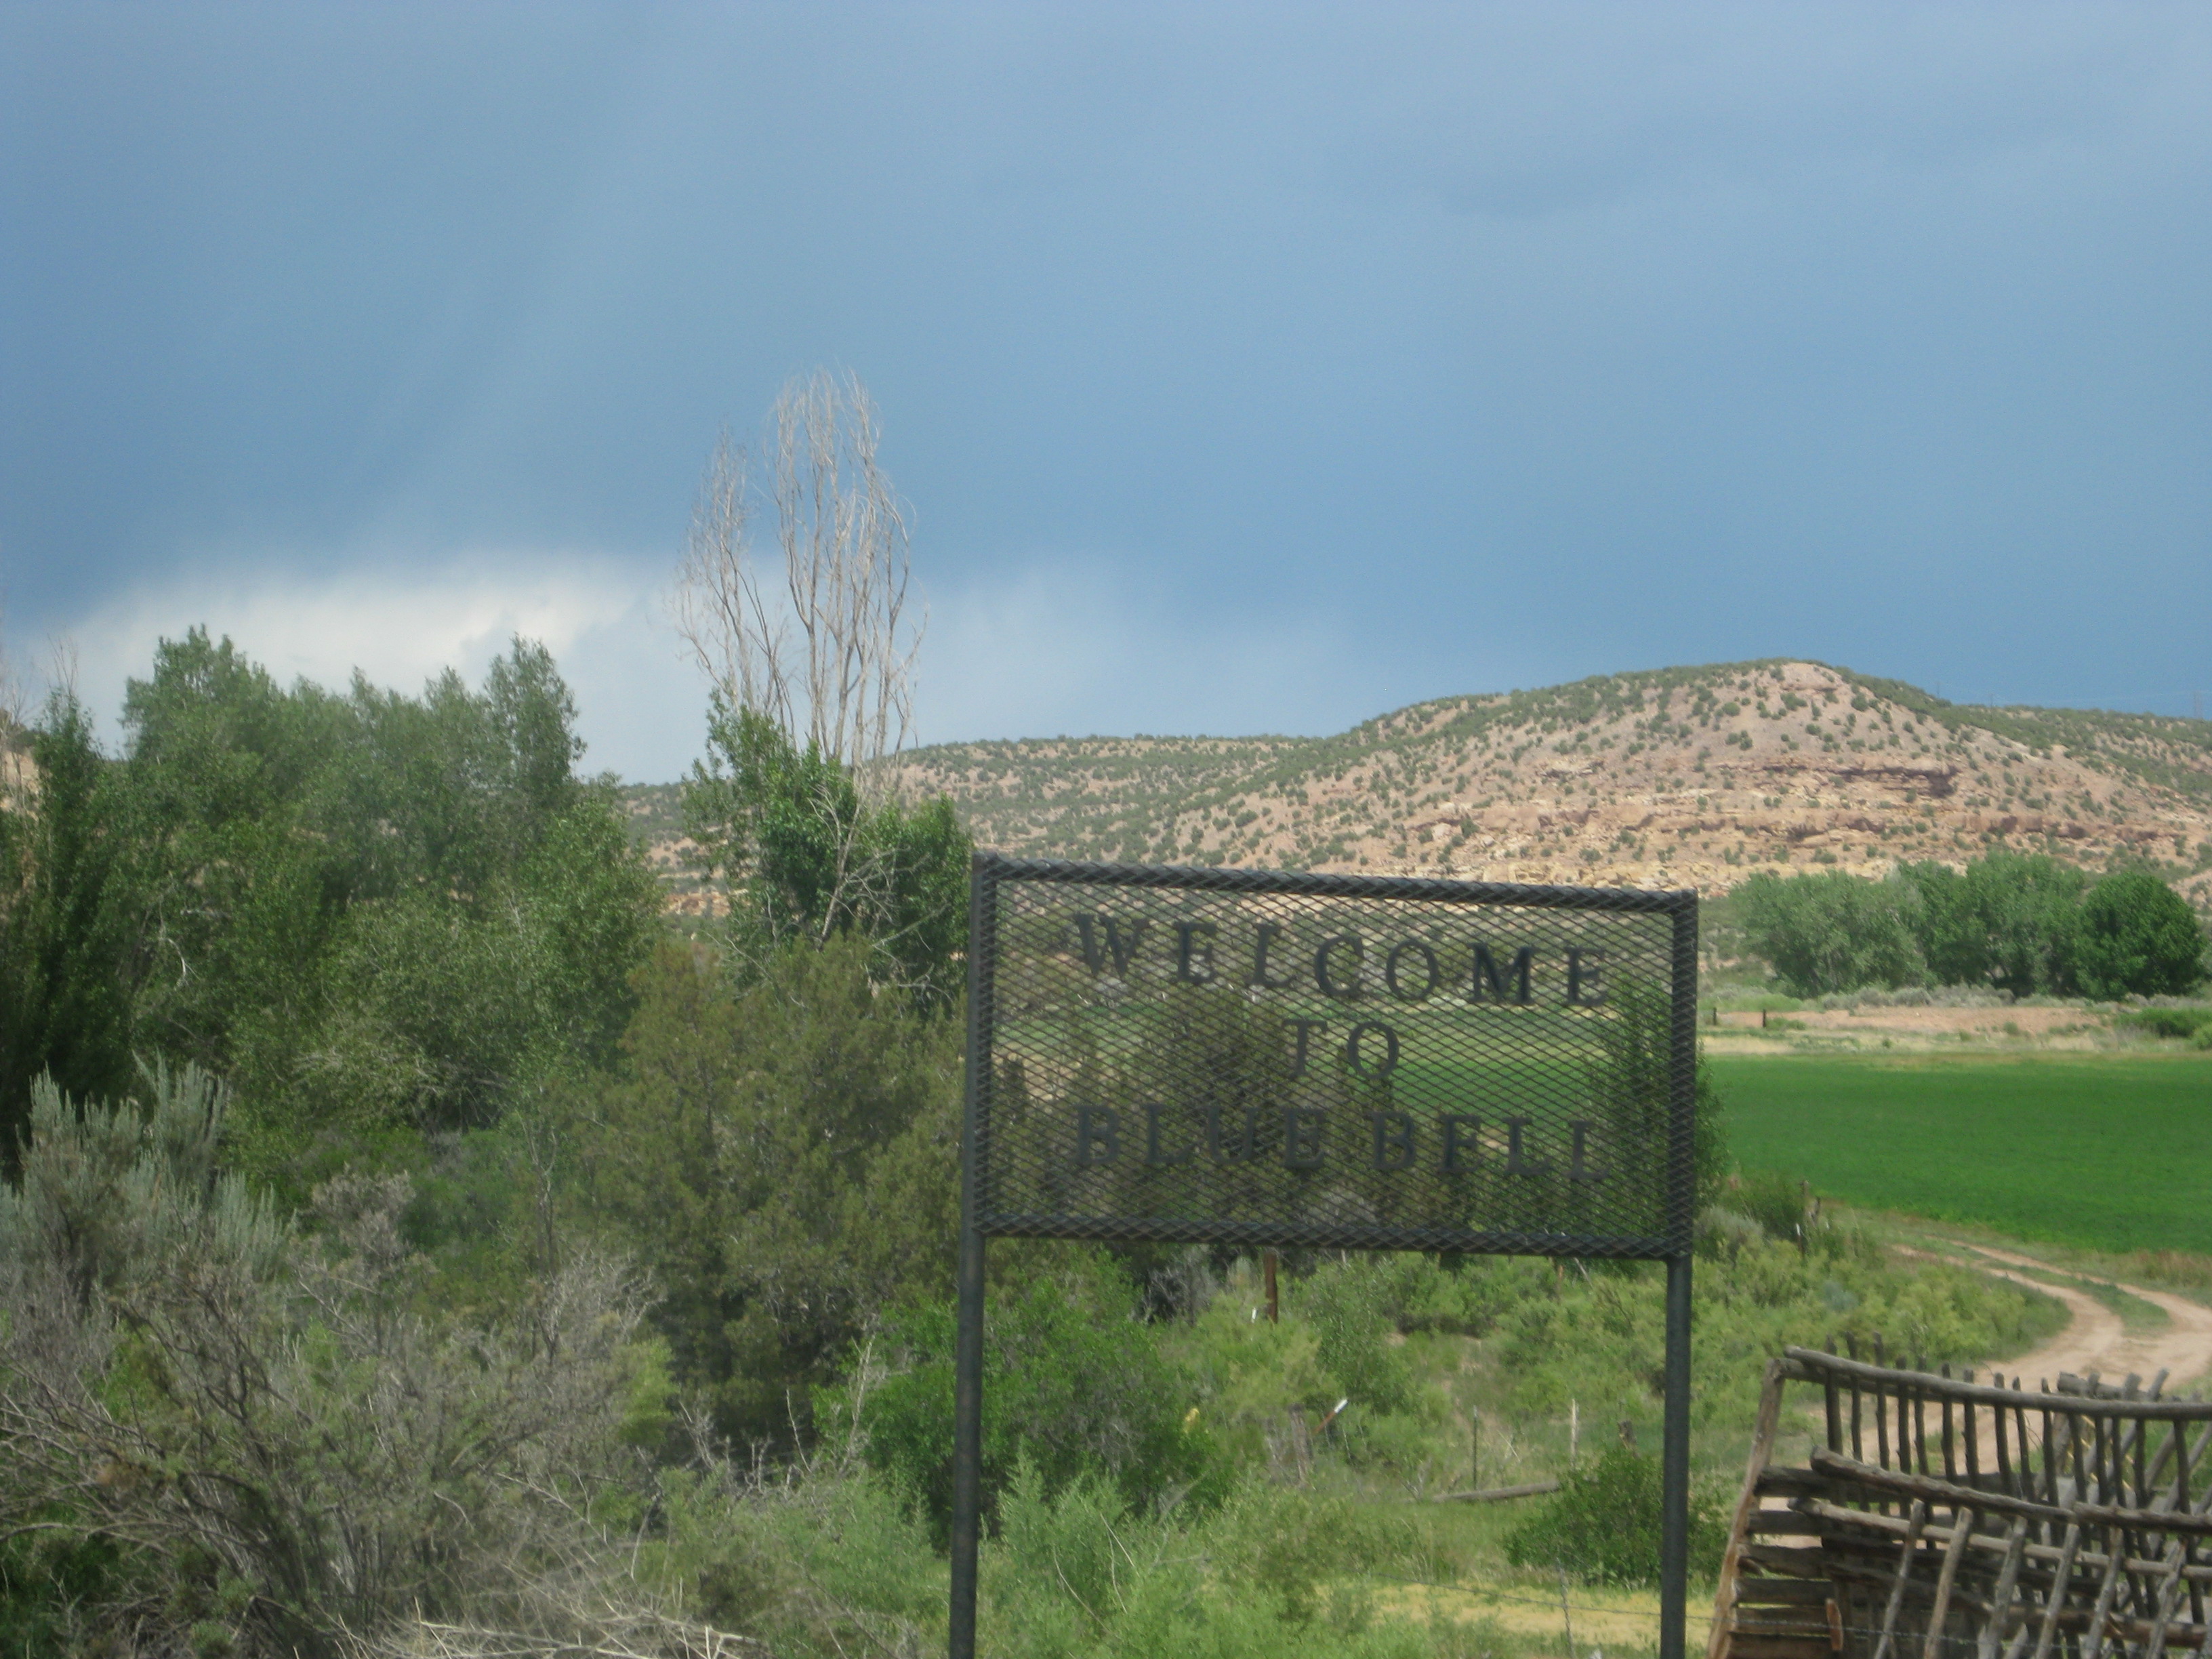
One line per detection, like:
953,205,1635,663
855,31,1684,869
1710,1346,2212,1659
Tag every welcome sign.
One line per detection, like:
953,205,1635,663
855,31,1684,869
968,855,1700,1259
949,855,1702,1659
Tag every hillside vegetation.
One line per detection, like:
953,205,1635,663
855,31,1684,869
859,660,2212,900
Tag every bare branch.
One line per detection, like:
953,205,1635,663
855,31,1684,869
672,429,792,731
676,372,921,773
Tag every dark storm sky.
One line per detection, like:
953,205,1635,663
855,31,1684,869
4,3,2208,777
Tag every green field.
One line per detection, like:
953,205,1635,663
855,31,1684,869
1712,1052,2212,1254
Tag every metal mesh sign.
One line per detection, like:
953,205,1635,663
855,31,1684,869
968,857,1700,1261
949,855,1702,1659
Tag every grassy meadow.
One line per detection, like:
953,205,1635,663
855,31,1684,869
1713,1050,2212,1254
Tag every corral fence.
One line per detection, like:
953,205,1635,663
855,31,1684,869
1712,1347,2212,1659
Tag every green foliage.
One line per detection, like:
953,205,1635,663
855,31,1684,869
2116,1006,2212,1041
979,1469,1443,1657
0,1061,285,1303
684,699,970,1008
1898,853,2087,995
0,1067,668,1658
1736,855,2203,999
850,1267,1228,1540
2072,870,2207,998
1736,869,1926,996
1580,970,1734,1218
0,694,138,1153
639,1462,947,1656
0,1530,127,1658
1731,1170,1811,1246
582,933,962,1449
0,630,665,1184
1301,1257,1418,1418
7,628,2158,1654
1494,1226,2058,1433
1503,1446,1725,1587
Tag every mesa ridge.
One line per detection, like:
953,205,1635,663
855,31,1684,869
619,660,2212,908
867,660,2212,902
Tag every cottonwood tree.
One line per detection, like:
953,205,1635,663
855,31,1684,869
674,373,966,1006
673,370,920,771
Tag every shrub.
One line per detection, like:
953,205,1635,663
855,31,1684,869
1491,1229,2060,1433
1503,1446,1726,1587
976,1471,1443,1656
1732,1170,1810,1246
0,1065,670,1658
2116,1007,2212,1041
847,1270,1229,1539
1300,1256,1418,1417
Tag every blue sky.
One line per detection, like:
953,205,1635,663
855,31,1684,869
4,3,2209,780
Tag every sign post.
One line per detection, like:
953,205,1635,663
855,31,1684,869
950,853,1699,1659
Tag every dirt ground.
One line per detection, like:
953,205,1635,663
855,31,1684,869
1713,1005,2107,1038
1704,1002,2130,1052
1929,1242,2212,1395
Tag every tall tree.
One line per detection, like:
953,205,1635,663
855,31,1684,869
1898,853,2086,994
581,935,962,1449
0,695,137,1157
1734,869,1926,996
673,373,968,1006
2073,869,2205,998
672,371,920,771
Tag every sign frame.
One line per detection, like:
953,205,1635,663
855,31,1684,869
947,853,1699,1659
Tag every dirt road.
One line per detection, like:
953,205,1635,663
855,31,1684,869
1949,1244,2212,1395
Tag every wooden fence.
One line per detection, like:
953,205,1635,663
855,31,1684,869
1710,1347,2212,1659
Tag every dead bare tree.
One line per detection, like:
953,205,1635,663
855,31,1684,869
669,374,966,1005
671,371,920,773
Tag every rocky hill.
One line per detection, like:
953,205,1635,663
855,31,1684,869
873,660,2212,901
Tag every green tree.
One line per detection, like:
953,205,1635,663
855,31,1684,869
850,1269,1223,1542
0,630,663,1181
684,699,969,1009
581,934,962,1449
1582,971,1734,1218
1898,853,2086,994
2072,870,2206,998
672,373,968,1010
1735,870,1926,996
0,695,138,1158
1504,1446,1726,1587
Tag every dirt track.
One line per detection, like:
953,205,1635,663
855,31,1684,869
1949,1244,2212,1395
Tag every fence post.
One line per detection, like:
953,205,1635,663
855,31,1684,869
1660,1252,1694,1659
948,855,991,1659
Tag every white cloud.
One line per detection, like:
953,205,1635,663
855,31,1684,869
44,554,709,781
31,552,1394,783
